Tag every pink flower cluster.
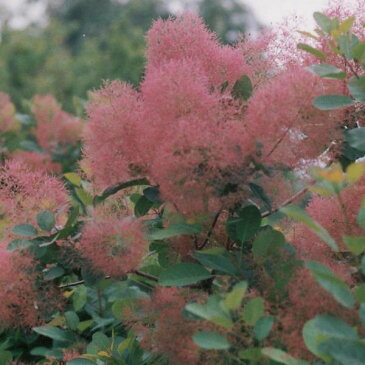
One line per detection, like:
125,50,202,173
84,13,346,216
0,160,69,240
127,287,202,365
245,65,343,168
11,150,62,174
32,94,83,154
78,208,148,277
0,161,69,327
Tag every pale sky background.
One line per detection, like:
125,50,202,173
0,0,335,29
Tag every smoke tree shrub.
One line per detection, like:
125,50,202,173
1,1,365,364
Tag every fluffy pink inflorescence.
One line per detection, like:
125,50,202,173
83,13,352,215
281,266,356,360
244,65,344,168
78,209,148,277
141,58,253,213
32,94,83,154
83,81,145,189
0,160,69,241
127,287,202,365
146,13,250,86
0,92,18,134
11,151,62,174
0,247,56,328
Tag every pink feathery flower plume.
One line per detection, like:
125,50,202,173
78,207,148,277
32,94,83,154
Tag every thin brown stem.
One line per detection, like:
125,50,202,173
266,127,291,158
336,191,352,235
261,185,308,218
344,56,360,79
197,210,222,250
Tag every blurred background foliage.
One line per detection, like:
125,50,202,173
0,0,260,113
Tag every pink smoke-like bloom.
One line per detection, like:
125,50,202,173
0,160,69,241
127,287,202,365
11,151,62,174
245,66,344,168
83,81,146,188
83,12,357,215
0,247,62,328
78,209,148,277
32,94,83,154
146,13,250,86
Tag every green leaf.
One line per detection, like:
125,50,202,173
262,347,307,365
312,94,353,110
75,187,93,206
303,314,358,360
92,332,112,350
186,295,233,328
353,40,365,63
149,222,201,241
64,172,82,187
348,75,365,102
193,332,230,350
19,140,43,153
112,299,137,318
281,205,338,251
159,263,211,287
33,325,72,342
242,297,265,326
249,183,272,212
360,303,365,324
355,284,365,303
77,319,93,333
306,261,354,308
319,338,365,365
232,75,253,100
338,33,359,59
343,236,365,255
12,224,37,237
44,266,65,281
254,316,275,341
193,252,238,276
297,43,326,60
362,256,365,275
308,63,346,79
143,186,162,204
227,205,261,245
238,348,262,361
224,281,248,310
7,239,33,251
134,195,153,217
0,350,12,365
37,210,55,232
346,128,365,151
252,227,285,257
313,12,333,33
73,285,88,312
65,311,80,331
